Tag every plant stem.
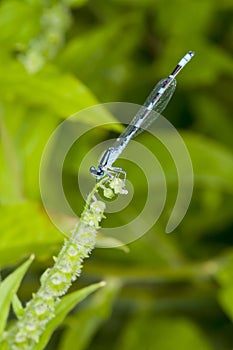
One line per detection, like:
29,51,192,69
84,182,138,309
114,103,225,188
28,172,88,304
5,178,117,350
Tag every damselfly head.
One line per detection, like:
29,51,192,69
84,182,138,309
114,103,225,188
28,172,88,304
90,166,105,179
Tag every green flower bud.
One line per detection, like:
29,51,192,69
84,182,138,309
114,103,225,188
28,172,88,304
90,200,106,214
110,178,128,195
103,188,114,198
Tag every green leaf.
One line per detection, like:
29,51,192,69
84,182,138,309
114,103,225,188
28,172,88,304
116,315,213,350
184,133,233,192
0,105,59,202
57,15,144,101
218,285,233,322
0,202,62,266
59,278,121,350
63,0,89,7
12,294,24,319
216,254,233,321
33,281,106,350
191,95,233,149
0,62,99,117
0,255,34,336
178,132,233,238
0,0,42,50
0,112,23,203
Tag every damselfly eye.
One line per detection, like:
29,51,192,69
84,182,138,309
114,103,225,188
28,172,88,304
90,166,97,175
96,168,105,178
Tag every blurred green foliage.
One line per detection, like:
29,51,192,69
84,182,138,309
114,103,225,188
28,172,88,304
0,0,233,349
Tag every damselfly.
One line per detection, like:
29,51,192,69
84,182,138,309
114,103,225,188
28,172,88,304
90,51,194,180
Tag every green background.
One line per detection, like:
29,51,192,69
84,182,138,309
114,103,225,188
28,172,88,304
0,0,233,349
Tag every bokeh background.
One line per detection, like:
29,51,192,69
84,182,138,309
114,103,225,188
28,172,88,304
0,0,233,349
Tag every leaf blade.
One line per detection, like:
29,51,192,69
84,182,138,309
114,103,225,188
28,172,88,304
33,281,106,350
0,255,34,336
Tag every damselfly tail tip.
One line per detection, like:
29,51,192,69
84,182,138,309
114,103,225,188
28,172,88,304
183,51,195,64
188,50,195,58
179,51,195,67
171,51,195,77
